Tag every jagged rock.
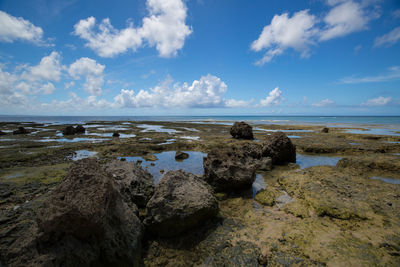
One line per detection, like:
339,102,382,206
113,132,120,137
175,151,189,160
261,132,296,165
62,125,76,135
230,121,254,140
103,159,154,208
75,124,85,134
0,130,6,135
203,147,257,192
32,158,143,266
144,170,218,237
13,127,29,135
321,127,329,133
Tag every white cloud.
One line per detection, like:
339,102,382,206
0,67,16,95
361,96,392,106
251,1,380,65
341,66,400,83
251,10,317,64
114,74,227,108
319,1,370,41
225,99,253,108
68,57,105,96
0,11,45,44
21,51,62,82
260,87,283,107
312,98,335,107
64,81,75,89
39,82,55,95
374,27,400,47
73,0,191,58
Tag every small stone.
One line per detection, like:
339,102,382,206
113,132,120,137
175,151,189,160
321,127,329,133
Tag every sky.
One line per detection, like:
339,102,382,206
0,0,399,116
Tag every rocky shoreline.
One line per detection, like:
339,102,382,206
0,120,399,266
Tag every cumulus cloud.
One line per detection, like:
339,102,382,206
260,87,283,107
251,10,317,65
73,0,191,58
374,27,400,47
251,0,380,65
68,57,105,96
312,98,335,107
21,51,62,82
114,74,227,108
361,96,392,106
0,67,17,95
319,1,370,41
0,11,45,44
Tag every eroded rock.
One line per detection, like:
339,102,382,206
13,127,29,135
230,121,254,140
175,151,189,160
262,132,296,165
144,170,218,237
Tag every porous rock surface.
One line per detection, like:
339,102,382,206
261,131,296,165
230,121,254,140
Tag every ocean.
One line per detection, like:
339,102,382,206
0,115,399,127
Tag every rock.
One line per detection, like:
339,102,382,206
62,125,76,135
257,157,272,171
0,130,6,135
261,132,296,165
203,147,257,192
230,121,254,140
144,170,218,237
13,127,29,135
321,127,329,133
103,159,155,208
35,158,143,266
113,132,120,137
75,124,85,134
175,151,189,160
254,187,279,206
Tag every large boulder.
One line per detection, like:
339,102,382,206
62,125,76,135
35,158,143,266
230,121,254,140
75,124,86,134
261,132,296,165
13,127,29,135
203,146,258,192
0,130,6,135
144,170,218,237
103,159,154,208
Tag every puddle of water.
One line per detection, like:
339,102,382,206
384,141,400,144
276,191,293,208
349,142,361,145
394,153,400,156
137,124,179,134
158,139,175,145
254,128,313,133
4,173,23,179
122,122,132,125
296,154,342,169
120,151,207,183
69,150,98,161
252,174,266,198
85,132,136,138
288,135,301,139
97,127,128,131
180,136,200,141
140,138,152,141
371,176,400,185
38,137,109,143
84,124,105,128
345,128,400,136
0,139,18,142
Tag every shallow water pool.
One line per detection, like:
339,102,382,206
69,150,98,161
121,151,207,183
371,176,400,185
296,154,342,169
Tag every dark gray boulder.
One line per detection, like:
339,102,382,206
33,158,143,266
175,151,189,160
203,146,258,192
261,132,296,164
75,124,85,134
113,132,120,137
144,170,218,237
321,127,329,133
103,159,154,208
0,130,6,135
13,127,29,135
62,125,76,135
230,121,254,140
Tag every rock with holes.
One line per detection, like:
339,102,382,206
261,132,296,165
230,121,254,140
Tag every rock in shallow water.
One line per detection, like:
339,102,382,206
13,127,29,135
144,170,218,237
175,151,189,160
262,131,296,165
230,121,254,140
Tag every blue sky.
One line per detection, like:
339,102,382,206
0,0,399,116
